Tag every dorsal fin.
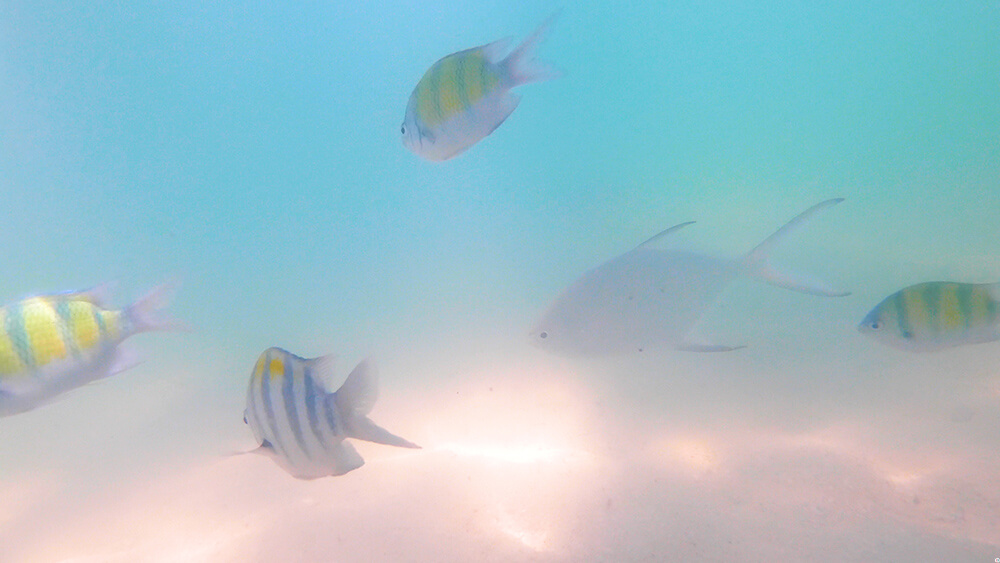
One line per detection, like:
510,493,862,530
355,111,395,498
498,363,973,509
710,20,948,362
333,358,379,417
306,354,338,392
633,221,696,251
479,37,512,64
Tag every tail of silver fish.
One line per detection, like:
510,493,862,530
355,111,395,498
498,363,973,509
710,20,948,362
742,198,850,297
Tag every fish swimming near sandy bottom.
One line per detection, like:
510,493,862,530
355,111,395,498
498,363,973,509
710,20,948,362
0,282,180,417
400,13,559,161
243,347,420,479
858,281,1000,352
531,199,850,357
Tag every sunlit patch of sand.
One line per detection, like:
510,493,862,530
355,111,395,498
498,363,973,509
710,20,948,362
646,435,723,477
0,473,62,528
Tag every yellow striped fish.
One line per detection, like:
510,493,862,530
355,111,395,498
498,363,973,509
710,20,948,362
858,281,1000,352
243,348,420,479
401,13,559,161
0,282,181,417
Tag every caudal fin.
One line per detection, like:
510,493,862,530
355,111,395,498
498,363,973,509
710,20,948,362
742,198,850,297
126,279,189,333
333,358,421,449
503,11,561,87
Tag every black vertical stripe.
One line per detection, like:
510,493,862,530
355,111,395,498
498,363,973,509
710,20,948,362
283,357,313,461
304,369,329,454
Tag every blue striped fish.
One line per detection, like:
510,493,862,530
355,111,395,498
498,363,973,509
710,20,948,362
401,13,558,161
859,281,1000,352
243,348,420,479
0,282,181,417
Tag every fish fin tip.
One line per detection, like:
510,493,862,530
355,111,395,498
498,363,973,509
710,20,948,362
307,353,338,389
502,12,560,85
675,342,746,353
742,199,846,296
80,281,117,307
106,345,145,377
328,441,365,476
635,221,696,250
346,416,420,449
126,279,185,333
333,358,378,415
754,263,851,297
481,36,513,63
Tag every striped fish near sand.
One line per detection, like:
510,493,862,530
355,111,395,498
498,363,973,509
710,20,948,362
243,347,420,479
859,281,1000,352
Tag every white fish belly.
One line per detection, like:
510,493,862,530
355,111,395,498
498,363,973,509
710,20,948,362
0,348,121,417
416,90,518,161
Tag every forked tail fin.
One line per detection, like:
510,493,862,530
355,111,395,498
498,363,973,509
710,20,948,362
126,279,189,333
333,359,421,449
743,198,850,297
503,11,561,86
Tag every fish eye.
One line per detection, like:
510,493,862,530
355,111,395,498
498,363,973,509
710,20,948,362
539,331,548,339
401,125,406,135
870,321,880,330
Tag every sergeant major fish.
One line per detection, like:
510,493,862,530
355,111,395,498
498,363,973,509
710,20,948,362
0,282,181,417
243,347,420,479
401,13,559,161
859,281,1000,352
531,199,849,356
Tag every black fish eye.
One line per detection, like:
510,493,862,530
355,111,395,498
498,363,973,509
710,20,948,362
539,331,548,339
401,125,406,134
870,321,880,330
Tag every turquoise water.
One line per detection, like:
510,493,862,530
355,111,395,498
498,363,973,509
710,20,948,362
2,2,998,560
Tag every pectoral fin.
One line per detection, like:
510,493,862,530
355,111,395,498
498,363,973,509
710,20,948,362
675,342,746,353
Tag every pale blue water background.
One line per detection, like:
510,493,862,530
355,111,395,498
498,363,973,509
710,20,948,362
1,2,998,561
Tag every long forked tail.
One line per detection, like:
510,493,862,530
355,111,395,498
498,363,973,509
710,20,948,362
503,11,561,86
334,359,421,449
743,198,850,297
126,279,189,333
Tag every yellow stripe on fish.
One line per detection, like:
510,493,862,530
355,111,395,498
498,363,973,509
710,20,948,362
20,298,69,367
859,281,1000,352
0,281,180,418
0,308,27,374
0,296,126,376
413,50,500,128
401,14,558,161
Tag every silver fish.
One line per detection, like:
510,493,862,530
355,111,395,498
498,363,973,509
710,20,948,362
531,199,849,356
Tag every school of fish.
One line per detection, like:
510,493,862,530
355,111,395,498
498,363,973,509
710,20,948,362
2,13,996,485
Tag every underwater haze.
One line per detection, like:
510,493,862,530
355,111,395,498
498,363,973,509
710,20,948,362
2,1,999,561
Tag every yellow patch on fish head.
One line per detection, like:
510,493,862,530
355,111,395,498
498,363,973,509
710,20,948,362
268,356,285,379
